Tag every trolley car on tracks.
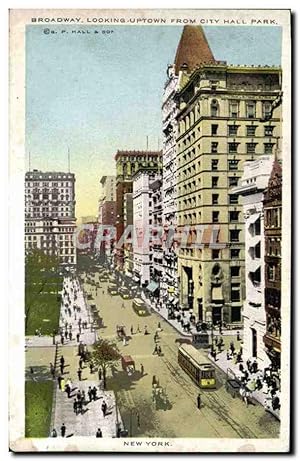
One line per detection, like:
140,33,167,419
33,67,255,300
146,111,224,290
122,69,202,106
178,343,216,389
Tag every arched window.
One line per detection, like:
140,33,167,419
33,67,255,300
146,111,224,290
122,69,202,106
211,99,219,117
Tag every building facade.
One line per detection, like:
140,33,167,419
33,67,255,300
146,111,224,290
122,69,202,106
232,156,274,369
174,26,282,324
114,150,162,271
97,175,117,265
263,160,282,371
98,175,117,226
161,65,180,305
25,170,77,266
132,169,162,288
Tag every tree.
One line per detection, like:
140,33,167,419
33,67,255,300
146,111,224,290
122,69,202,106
91,339,120,389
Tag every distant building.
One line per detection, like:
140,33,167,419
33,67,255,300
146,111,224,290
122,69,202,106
263,160,282,372
114,150,162,270
25,170,76,266
98,175,116,226
81,216,98,224
232,156,274,369
133,169,162,290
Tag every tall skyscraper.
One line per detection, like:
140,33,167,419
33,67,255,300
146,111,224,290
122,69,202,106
114,150,162,271
25,170,77,266
173,26,282,324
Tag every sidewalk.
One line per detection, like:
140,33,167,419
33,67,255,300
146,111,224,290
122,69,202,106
208,348,280,420
56,277,97,346
141,292,242,338
52,380,123,437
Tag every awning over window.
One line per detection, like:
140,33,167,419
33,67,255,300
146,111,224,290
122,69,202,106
146,281,159,293
211,286,223,302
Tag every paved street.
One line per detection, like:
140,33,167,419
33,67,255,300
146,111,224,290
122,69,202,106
25,273,280,439
84,274,280,438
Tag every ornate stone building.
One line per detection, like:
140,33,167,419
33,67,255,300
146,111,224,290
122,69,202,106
174,26,282,324
263,160,282,370
25,170,77,266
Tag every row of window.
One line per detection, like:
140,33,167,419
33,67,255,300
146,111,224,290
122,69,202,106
179,247,241,259
180,100,274,133
179,141,274,161
26,181,72,187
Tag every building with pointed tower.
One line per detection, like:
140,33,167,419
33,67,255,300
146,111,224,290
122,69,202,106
173,25,282,325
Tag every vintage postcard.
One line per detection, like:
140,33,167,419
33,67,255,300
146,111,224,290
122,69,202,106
9,9,291,453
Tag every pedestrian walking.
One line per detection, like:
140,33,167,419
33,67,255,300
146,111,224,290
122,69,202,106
51,428,57,437
237,330,241,341
76,333,80,343
157,345,162,356
89,362,94,374
66,384,72,398
78,399,83,415
98,368,102,381
57,375,62,390
96,428,103,437
130,325,134,335
81,390,86,405
61,335,64,345
69,331,72,341
79,358,83,369
60,363,64,375
88,386,92,402
73,399,78,416
64,329,68,339
230,341,235,354
92,386,97,401
197,393,201,409
144,325,149,335
101,400,107,417
140,363,144,376
60,423,66,437
153,344,159,355
60,356,65,366
76,389,82,401
77,368,82,381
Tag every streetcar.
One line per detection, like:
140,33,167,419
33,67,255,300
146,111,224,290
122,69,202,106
178,343,216,389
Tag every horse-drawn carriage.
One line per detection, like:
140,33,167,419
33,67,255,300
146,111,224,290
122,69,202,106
121,355,135,376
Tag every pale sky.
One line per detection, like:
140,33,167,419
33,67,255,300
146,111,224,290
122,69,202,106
26,25,282,218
